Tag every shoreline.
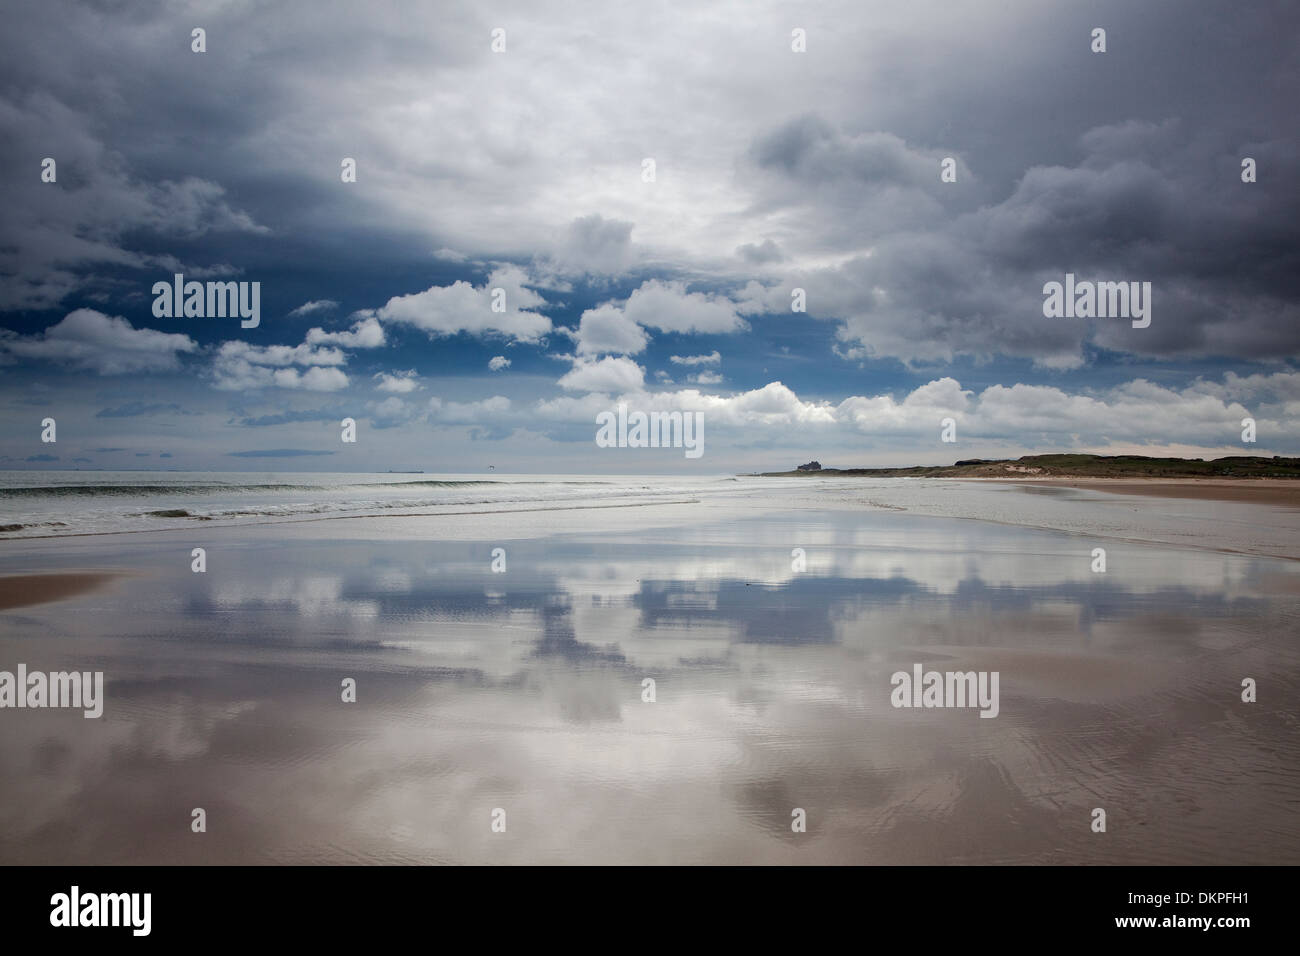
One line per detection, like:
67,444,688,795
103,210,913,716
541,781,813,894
0,497,706,542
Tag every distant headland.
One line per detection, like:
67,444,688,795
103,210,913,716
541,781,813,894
756,454,1300,479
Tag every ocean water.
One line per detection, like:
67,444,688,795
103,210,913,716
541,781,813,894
3,470,1297,560
0,471,750,537
0,476,1297,863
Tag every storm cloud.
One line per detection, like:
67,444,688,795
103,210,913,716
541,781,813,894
0,0,1296,470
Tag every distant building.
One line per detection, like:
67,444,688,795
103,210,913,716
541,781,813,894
796,461,822,471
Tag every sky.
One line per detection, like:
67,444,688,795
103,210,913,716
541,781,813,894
1,0,1297,473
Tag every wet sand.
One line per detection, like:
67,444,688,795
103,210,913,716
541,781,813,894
1,487,1297,864
0,572,122,611
990,477,1300,508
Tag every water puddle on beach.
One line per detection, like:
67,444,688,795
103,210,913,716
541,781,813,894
1,506,1297,864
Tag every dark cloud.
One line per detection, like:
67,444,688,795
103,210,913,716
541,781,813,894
737,239,784,265
0,0,1295,467
553,214,635,274
226,449,336,458
229,406,350,428
96,401,191,418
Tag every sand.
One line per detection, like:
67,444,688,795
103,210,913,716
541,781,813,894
2,486,1297,864
0,572,122,611
990,477,1300,507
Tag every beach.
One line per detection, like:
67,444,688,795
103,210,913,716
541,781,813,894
1,474,1297,864
0,571,124,611
989,477,1300,508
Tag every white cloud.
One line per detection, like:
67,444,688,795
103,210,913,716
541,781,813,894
488,356,511,371
212,355,349,391
670,351,721,366
622,279,748,334
288,299,339,317
691,370,723,385
429,395,512,423
372,265,551,343
734,280,795,316
1191,370,1300,403
832,375,1270,447
527,371,1284,451
836,377,975,432
0,309,197,374
212,340,349,391
214,340,346,368
306,316,385,348
558,356,646,393
691,381,838,426
368,396,414,427
535,380,836,428
565,281,744,362
213,316,386,392
575,303,649,356
373,369,420,393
